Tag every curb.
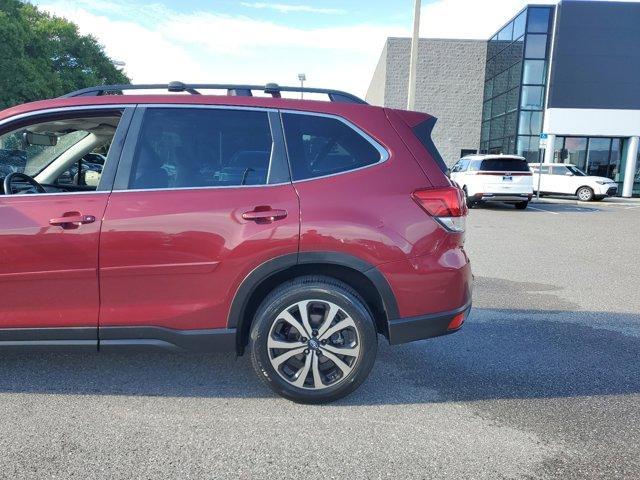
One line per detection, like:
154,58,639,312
532,197,640,206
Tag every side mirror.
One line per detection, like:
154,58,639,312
565,172,574,176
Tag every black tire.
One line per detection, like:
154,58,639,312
576,186,594,202
515,201,529,210
249,275,378,404
463,187,475,208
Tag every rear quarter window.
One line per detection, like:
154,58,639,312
282,113,385,181
412,118,448,173
480,158,529,172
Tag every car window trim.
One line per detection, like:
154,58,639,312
279,109,390,184
0,105,134,197
112,104,290,192
96,107,135,192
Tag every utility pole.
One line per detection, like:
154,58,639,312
298,73,306,99
407,0,421,110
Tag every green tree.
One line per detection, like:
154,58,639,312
0,0,129,108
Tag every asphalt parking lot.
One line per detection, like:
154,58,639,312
1,199,638,480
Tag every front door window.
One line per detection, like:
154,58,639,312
0,112,123,195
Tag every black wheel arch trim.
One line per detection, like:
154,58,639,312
227,251,400,351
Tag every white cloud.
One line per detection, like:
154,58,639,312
38,1,407,97
42,0,619,96
240,2,347,15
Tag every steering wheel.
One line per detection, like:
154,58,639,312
3,172,46,195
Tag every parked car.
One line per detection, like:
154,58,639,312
529,163,618,201
450,154,533,209
0,82,472,403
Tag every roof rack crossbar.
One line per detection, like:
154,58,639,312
61,82,367,104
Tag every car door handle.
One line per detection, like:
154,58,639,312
242,208,288,223
49,213,96,229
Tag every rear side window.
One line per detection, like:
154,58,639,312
282,113,384,181
480,158,529,172
412,118,448,173
531,165,550,174
129,108,276,189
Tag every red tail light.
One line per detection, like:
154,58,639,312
412,186,468,232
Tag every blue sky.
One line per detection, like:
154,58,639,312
35,0,555,97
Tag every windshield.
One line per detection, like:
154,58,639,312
566,165,586,176
0,129,89,177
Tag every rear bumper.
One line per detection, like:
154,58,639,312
387,300,472,345
472,192,532,203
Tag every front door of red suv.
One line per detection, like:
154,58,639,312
98,106,299,339
0,107,132,345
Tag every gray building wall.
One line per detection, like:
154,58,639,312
366,41,388,106
366,38,487,166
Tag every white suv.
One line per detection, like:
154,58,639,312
450,155,533,209
529,163,618,201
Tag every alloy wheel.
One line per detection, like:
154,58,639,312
578,187,593,201
267,300,361,390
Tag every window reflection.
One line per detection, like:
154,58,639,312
610,139,622,181
498,22,513,41
523,60,546,84
513,11,526,39
586,138,612,177
562,137,588,171
517,135,540,163
527,8,550,33
509,62,522,88
521,86,544,109
518,111,542,136
507,88,519,113
525,34,547,59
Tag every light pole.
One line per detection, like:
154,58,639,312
298,73,306,99
407,0,421,110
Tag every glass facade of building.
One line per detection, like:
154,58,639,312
546,135,623,177
480,6,554,162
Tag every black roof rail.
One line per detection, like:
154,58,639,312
61,81,367,104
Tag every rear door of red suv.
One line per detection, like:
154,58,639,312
98,105,299,344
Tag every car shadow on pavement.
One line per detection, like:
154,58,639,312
348,308,640,405
0,308,637,405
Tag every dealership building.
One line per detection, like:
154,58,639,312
366,0,640,197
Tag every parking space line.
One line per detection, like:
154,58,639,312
528,206,559,215
598,203,640,209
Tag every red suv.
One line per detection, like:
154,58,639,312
0,82,471,403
